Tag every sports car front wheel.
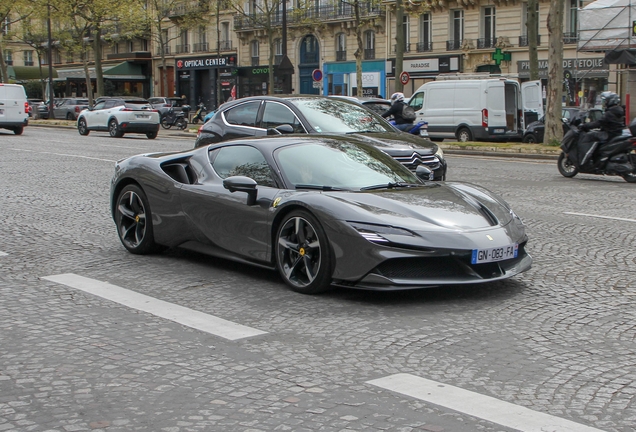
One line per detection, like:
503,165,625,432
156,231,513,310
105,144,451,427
115,185,164,255
276,211,332,294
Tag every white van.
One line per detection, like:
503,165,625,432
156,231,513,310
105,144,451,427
0,83,29,135
407,78,543,142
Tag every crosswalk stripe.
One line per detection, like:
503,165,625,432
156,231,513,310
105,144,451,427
367,373,606,432
42,273,267,341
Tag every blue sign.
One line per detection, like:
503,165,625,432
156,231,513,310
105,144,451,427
312,69,323,82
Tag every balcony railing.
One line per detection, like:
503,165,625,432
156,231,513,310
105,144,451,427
336,50,346,61
219,40,233,51
364,48,375,60
392,43,412,54
234,2,384,31
446,40,461,51
564,32,578,44
168,1,209,18
251,56,259,66
193,42,209,52
175,44,190,54
156,45,171,55
477,37,497,49
518,35,541,46
416,42,433,52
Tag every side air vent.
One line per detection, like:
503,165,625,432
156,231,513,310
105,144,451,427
161,161,197,185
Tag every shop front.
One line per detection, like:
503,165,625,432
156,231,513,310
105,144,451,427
517,57,608,109
175,55,237,111
386,56,461,97
323,60,386,98
237,66,290,97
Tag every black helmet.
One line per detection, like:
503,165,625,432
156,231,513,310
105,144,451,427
601,91,620,109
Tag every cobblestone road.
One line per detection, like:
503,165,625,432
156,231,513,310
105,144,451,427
1,127,636,431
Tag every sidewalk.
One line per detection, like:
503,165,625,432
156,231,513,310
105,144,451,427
27,119,561,159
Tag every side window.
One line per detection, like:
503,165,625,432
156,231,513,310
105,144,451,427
261,102,304,133
103,100,117,109
211,145,275,187
93,102,107,110
409,92,424,111
223,101,261,127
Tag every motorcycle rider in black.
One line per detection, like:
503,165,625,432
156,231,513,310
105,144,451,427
579,91,625,168
382,92,414,132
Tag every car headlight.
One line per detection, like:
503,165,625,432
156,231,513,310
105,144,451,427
348,222,416,244
434,146,444,160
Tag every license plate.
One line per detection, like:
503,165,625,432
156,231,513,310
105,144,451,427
136,114,150,119
493,128,505,134
419,129,429,137
471,244,518,264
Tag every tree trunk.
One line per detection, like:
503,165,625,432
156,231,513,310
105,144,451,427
354,0,363,96
394,0,404,93
83,47,94,104
0,39,8,83
268,25,275,95
93,23,104,97
527,0,539,81
544,0,564,145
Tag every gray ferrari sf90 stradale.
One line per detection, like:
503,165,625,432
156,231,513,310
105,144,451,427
111,135,531,294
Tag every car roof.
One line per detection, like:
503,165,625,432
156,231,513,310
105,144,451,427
205,133,378,153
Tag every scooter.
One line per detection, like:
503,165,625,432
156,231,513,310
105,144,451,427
558,118,636,183
161,107,188,130
191,103,206,124
389,119,429,137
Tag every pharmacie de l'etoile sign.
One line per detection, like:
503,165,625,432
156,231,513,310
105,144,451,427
176,56,236,69
517,58,606,77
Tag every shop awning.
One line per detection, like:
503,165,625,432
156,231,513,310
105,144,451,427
603,49,636,64
103,62,146,80
475,64,501,74
7,65,58,81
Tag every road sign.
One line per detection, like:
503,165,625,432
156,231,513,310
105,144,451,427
399,71,410,85
312,81,321,89
312,69,323,82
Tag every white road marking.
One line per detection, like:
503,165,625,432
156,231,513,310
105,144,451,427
367,373,606,432
10,148,114,163
0,251,8,256
564,212,636,223
42,273,267,341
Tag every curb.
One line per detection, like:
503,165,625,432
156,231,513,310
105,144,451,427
439,146,559,160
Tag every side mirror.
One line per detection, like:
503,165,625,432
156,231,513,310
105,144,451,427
415,165,434,181
223,176,258,206
267,124,295,135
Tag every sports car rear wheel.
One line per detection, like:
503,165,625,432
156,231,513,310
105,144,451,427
115,185,163,254
276,210,332,294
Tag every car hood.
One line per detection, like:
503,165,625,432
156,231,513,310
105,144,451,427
349,132,438,155
319,182,516,232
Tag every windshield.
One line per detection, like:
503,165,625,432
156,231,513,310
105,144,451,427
289,98,394,133
274,140,421,190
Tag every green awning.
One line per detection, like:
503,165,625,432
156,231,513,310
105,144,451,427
7,65,58,81
104,61,144,78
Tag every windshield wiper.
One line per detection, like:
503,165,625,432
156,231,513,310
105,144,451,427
295,184,348,191
360,182,421,191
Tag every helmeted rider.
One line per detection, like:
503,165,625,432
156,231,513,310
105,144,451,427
580,91,625,140
579,91,626,168
382,92,414,132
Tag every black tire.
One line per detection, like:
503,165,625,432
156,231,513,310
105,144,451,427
115,184,164,254
191,117,199,124
160,118,172,129
13,126,23,135
66,112,74,120
78,118,89,136
176,118,188,130
457,128,472,142
622,173,636,183
275,210,333,294
146,131,158,139
522,134,536,143
109,118,123,138
557,152,579,178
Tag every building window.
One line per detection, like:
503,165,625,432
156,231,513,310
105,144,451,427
220,22,231,50
364,30,375,59
479,7,496,48
4,50,12,66
128,40,134,52
54,49,62,64
336,33,346,61
177,29,189,53
142,39,148,51
24,50,34,66
402,15,410,52
274,38,283,64
448,9,463,50
195,25,207,52
419,12,432,52
251,40,259,66
565,0,580,43
2,17,9,35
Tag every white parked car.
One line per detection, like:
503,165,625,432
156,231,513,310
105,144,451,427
0,83,29,135
77,97,160,139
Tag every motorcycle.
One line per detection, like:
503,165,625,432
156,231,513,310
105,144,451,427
161,107,188,130
558,117,636,183
389,119,429,138
191,102,207,124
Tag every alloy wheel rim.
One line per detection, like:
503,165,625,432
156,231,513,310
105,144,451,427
278,216,321,288
562,157,575,173
79,120,86,133
117,191,146,249
110,121,117,135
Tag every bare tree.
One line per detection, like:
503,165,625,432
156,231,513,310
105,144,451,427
527,0,539,81
544,0,564,145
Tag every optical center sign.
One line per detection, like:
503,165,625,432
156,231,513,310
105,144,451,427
176,56,235,69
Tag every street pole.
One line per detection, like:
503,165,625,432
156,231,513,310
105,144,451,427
47,0,55,119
